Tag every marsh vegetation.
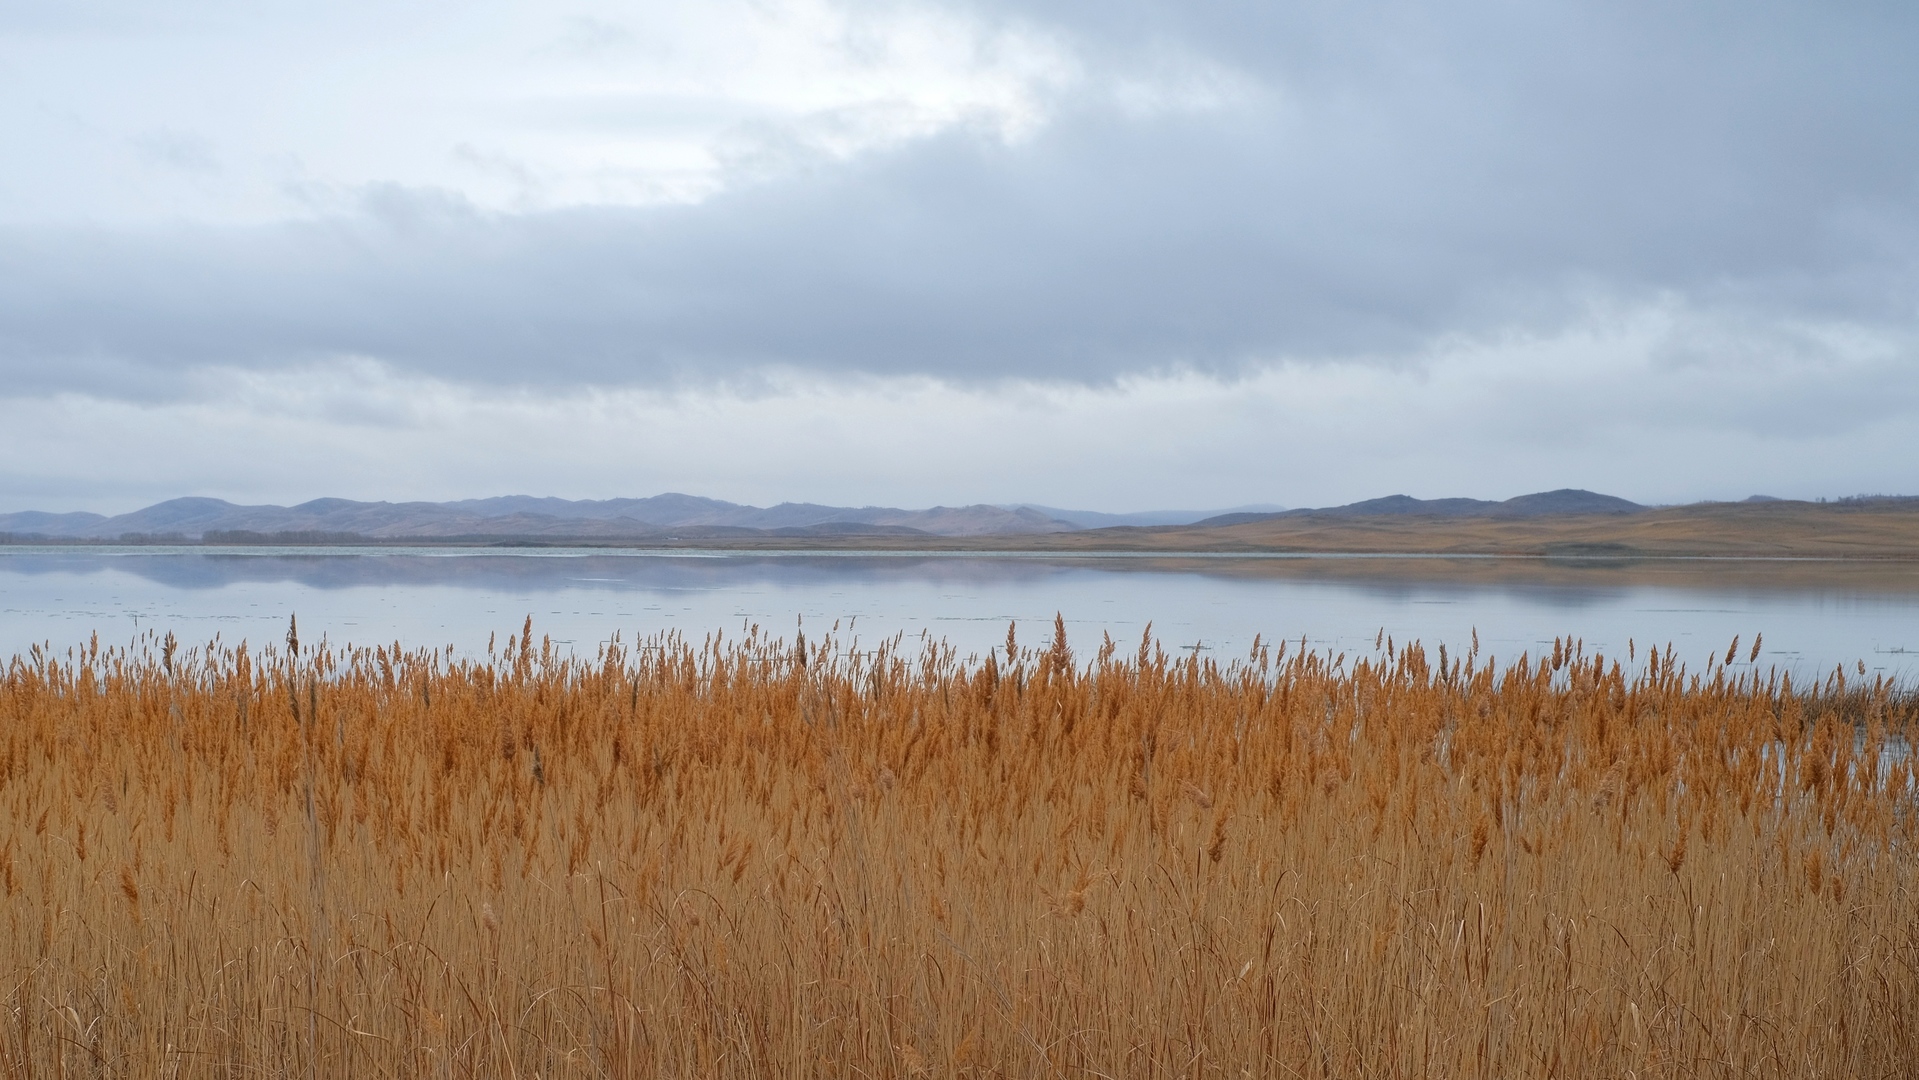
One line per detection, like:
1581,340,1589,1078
1,618,1914,1077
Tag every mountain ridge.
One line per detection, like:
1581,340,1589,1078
1195,489,1644,527
0,494,1085,540
0,488,1702,543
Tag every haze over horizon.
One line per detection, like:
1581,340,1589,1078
4,1,1917,512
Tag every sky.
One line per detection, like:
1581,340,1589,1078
2,0,1916,514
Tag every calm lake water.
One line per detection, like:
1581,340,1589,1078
2,546,1917,681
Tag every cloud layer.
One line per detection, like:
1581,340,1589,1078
3,0,1916,509
7,305,1912,513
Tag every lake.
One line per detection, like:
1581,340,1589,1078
2,546,1917,681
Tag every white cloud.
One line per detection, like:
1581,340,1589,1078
0,0,1088,224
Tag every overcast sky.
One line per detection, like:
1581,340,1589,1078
3,0,1916,513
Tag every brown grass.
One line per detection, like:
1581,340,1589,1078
1161,500,1919,558
2,617,1916,1078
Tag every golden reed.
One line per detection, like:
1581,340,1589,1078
1,616,1914,1077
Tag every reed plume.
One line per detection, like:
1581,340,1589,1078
0,624,1913,1077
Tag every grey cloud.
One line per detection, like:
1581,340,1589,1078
133,130,220,174
3,0,1917,396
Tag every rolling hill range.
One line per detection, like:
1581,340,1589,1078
1192,488,1645,525
3,490,1915,558
0,494,1083,540
971,495,1919,559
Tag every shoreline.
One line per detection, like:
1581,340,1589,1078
6,498,1918,560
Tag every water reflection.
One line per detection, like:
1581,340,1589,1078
2,546,1915,681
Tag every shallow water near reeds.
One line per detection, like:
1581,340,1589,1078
2,545,1917,679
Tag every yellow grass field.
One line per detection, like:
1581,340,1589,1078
2,618,1914,1078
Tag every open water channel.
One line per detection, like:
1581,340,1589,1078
1,546,1916,681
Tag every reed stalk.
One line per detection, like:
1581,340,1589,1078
0,623,1913,1077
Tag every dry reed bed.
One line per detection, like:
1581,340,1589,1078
1,618,1915,1078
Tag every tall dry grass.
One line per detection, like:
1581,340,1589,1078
1,617,1915,1078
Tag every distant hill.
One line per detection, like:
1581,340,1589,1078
1196,488,1643,526
993,496,1919,559
21,490,1898,555
0,494,1306,542
1006,503,1288,528
0,494,1082,541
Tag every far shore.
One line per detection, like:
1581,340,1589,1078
5,499,1918,561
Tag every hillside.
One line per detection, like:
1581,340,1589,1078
0,494,1081,540
996,498,1919,558
506,497,1917,559
5,492,1917,558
